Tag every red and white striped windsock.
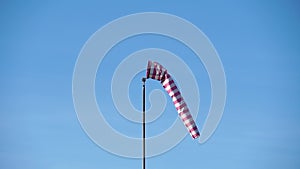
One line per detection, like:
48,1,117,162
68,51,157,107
146,60,200,139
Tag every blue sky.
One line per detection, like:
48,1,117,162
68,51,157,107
1,0,300,169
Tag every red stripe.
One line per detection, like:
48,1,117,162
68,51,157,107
192,132,200,138
172,97,183,105
166,85,178,95
173,91,181,98
176,102,187,111
189,126,198,134
163,79,174,88
185,121,195,128
178,109,189,116
151,67,156,79
165,73,171,79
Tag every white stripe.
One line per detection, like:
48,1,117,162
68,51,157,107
191,130,198,135
150,64,155,76
162,77,173,86
187,123,196,130
168,88,179,97
164,82,176,91
183,118,193,125
174,100,185,108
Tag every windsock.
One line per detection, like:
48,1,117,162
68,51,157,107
146,60,200,139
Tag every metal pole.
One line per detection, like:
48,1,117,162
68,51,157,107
142,77,146,169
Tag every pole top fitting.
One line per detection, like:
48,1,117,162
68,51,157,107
142,77,147,82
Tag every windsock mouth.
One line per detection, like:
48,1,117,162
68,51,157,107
146,60,152,79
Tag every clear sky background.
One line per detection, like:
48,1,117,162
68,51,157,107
1,1,300,169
